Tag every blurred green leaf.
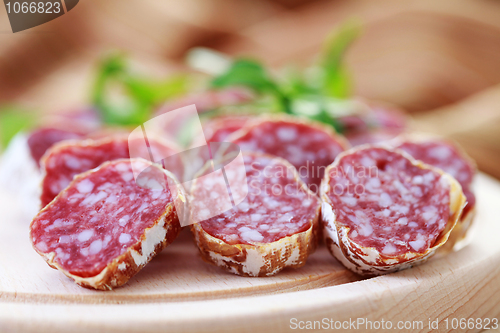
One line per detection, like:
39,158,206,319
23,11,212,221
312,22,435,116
124,75,188,106
280,67,317,99
311,110,344,133
203,20,361,132
92,54,129,125
212,59,278,94
290,96,344,133
321,67,353,99
92,54,190,126
320,19,361,98
0,106,36,147
212,59,293,113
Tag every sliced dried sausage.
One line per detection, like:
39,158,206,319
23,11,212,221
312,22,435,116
28,128,85,168
190,152,320,277
40,135,178,207
392,135,476,251
321,146,465,276
229,116,349,194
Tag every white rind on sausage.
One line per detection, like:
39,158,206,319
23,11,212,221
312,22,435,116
191,218,317,277
130,217,170,267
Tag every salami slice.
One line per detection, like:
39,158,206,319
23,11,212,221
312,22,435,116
228,116,350,193
320,146,465,276
28,128,86,168
40,135,178,207
29,158,184,290
336,100,407,146
203,115,251,143
190,152,320,277
392,135,477,251
28,107,102,168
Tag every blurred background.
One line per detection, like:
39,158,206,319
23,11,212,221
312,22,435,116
1,0,500,177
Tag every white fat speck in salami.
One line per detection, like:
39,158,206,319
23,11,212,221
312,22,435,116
29,158,184,290
321,146,465,276
190,152,320,277
228,116,349,193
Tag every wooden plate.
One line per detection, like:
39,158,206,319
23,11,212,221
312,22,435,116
0,174,499,332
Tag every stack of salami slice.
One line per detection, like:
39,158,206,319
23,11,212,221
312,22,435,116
22,106,477,289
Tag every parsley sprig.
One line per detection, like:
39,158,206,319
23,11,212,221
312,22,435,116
209,20,361,133
92,54,190,126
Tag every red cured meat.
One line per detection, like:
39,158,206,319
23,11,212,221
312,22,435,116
394,139,476,215
30,159,183,290
392,137,477,251
40,136,178,207
190,152,320,276
183,115,252,178
321,146,465,276
203,115,251,143
28,108,103,167
27,128,85,167
229,117,349,193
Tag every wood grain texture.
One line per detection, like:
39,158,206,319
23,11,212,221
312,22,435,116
0,173,498,332
216,0,500,113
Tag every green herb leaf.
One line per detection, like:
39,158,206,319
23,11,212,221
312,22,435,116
290,96,344,133
212,59,293,113
321,19,361,98
124,75,188,106
280,66,318,99
212,59,278,94
0,106,36,148
92,54,189,126
205,20,360,131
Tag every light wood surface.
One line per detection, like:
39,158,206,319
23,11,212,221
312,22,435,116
0,173,499,332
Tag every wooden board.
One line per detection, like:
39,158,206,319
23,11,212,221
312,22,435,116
1,173,500,332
